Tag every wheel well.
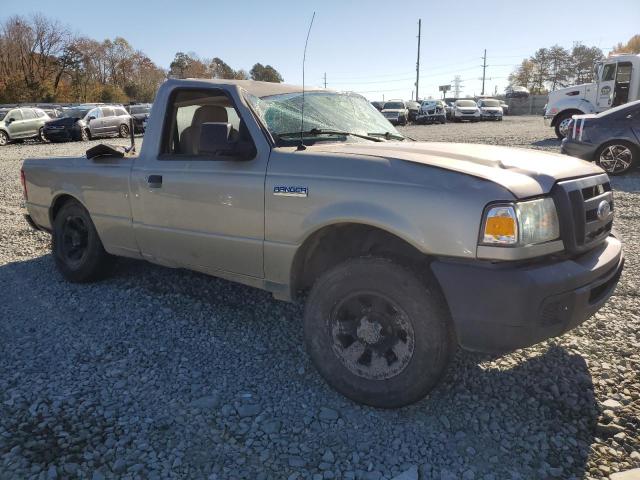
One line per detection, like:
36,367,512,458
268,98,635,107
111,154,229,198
552,109,583,126
291,223,432,298
50,194,81,225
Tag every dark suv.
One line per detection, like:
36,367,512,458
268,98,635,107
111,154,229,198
43,104,132,142
126,104,152,133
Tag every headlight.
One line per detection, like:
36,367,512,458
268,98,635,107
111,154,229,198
481,198,559,246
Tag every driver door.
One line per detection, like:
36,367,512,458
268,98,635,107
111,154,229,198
130,86,269,279
87,107,103,136
596,62,617,111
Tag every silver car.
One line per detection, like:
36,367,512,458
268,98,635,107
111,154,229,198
0,107,50,146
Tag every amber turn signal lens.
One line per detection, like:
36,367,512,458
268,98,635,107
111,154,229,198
484,216,516,237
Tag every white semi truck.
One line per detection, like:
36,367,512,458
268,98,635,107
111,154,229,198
544,53,639,138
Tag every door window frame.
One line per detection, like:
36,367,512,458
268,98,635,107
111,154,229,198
159,87,257,162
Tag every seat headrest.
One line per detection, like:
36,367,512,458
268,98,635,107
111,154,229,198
192,105,228,126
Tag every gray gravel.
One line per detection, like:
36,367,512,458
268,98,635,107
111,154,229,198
0,118,639,479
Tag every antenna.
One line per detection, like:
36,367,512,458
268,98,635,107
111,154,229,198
298,11,316,151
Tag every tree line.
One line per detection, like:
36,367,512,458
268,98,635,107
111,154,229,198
508,34,639,94
0,14,284,104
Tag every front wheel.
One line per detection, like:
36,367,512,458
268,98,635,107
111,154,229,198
52,201,115,282
596,141,637,176
80,128,90,141
304,258,453,408
554,112,573,139
0,130,7,146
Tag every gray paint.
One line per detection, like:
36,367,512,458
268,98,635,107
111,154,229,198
23,78,610,301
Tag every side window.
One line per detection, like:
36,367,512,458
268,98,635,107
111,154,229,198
601,64,616,82
102,107,115,118
21,109,36,120
162,88,253,158
115,107,128,116
9,109,23,121
35,109,45,118
616,63,632,84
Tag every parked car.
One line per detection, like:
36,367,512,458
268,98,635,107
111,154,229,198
0,107,50,146
500,101,509,116
505,86,530,99
43,104,133,142
371,101,385,111
22,78,623,408
477,98,504,121
561,100,640,175
416,100,446,124
126,103,152,133
381,100,409,125
405,101,420,122
445,102,455,120
452,100,481,122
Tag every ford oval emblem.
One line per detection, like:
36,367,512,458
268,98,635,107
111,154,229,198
596,200,610,221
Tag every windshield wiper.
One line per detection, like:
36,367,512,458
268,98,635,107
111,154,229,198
276,128,383,143
368,131,410,141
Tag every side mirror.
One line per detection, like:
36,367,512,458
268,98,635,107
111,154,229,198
6,118,14,124
199,122,254,159
87,116,96,121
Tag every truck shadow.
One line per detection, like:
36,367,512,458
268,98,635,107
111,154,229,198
0,255,598,479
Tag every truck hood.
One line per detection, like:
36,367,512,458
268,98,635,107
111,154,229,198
548,82,594,103
313,142,604,198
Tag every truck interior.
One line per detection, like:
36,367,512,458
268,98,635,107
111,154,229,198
613,61,632,107
162,89,248,156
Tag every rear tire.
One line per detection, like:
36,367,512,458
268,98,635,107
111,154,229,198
52,201,115,282
303,257,453,408
595,140,637,176
119,124,129,138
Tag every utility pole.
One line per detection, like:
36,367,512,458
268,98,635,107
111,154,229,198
323,72,327,88
415,19,421,101
481,49,487,96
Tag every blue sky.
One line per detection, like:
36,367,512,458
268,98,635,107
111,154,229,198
3,0,638,100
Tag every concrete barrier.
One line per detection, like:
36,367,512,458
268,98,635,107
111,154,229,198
504,95,548,116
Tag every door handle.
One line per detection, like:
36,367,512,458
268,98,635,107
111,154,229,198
146,174,163,188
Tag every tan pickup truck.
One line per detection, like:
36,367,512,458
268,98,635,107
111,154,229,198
22,79,624,407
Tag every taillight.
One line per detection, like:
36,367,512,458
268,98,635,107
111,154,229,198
20,167,28,201
574,122,582,140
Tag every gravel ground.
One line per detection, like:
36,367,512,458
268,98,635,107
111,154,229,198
0,117,638,480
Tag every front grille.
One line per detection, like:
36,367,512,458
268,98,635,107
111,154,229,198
553,174,613,254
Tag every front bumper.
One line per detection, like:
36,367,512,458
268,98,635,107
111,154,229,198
560,139,597,161
416,113,445,123
431,235,623,353
43,128,75,141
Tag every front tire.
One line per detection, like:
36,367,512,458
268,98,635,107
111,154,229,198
554,112,573,139
80,128,90,142
304,257,453,408
0,130,7,146
39,127,48,142
596,141,637,176
52,201,115,282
